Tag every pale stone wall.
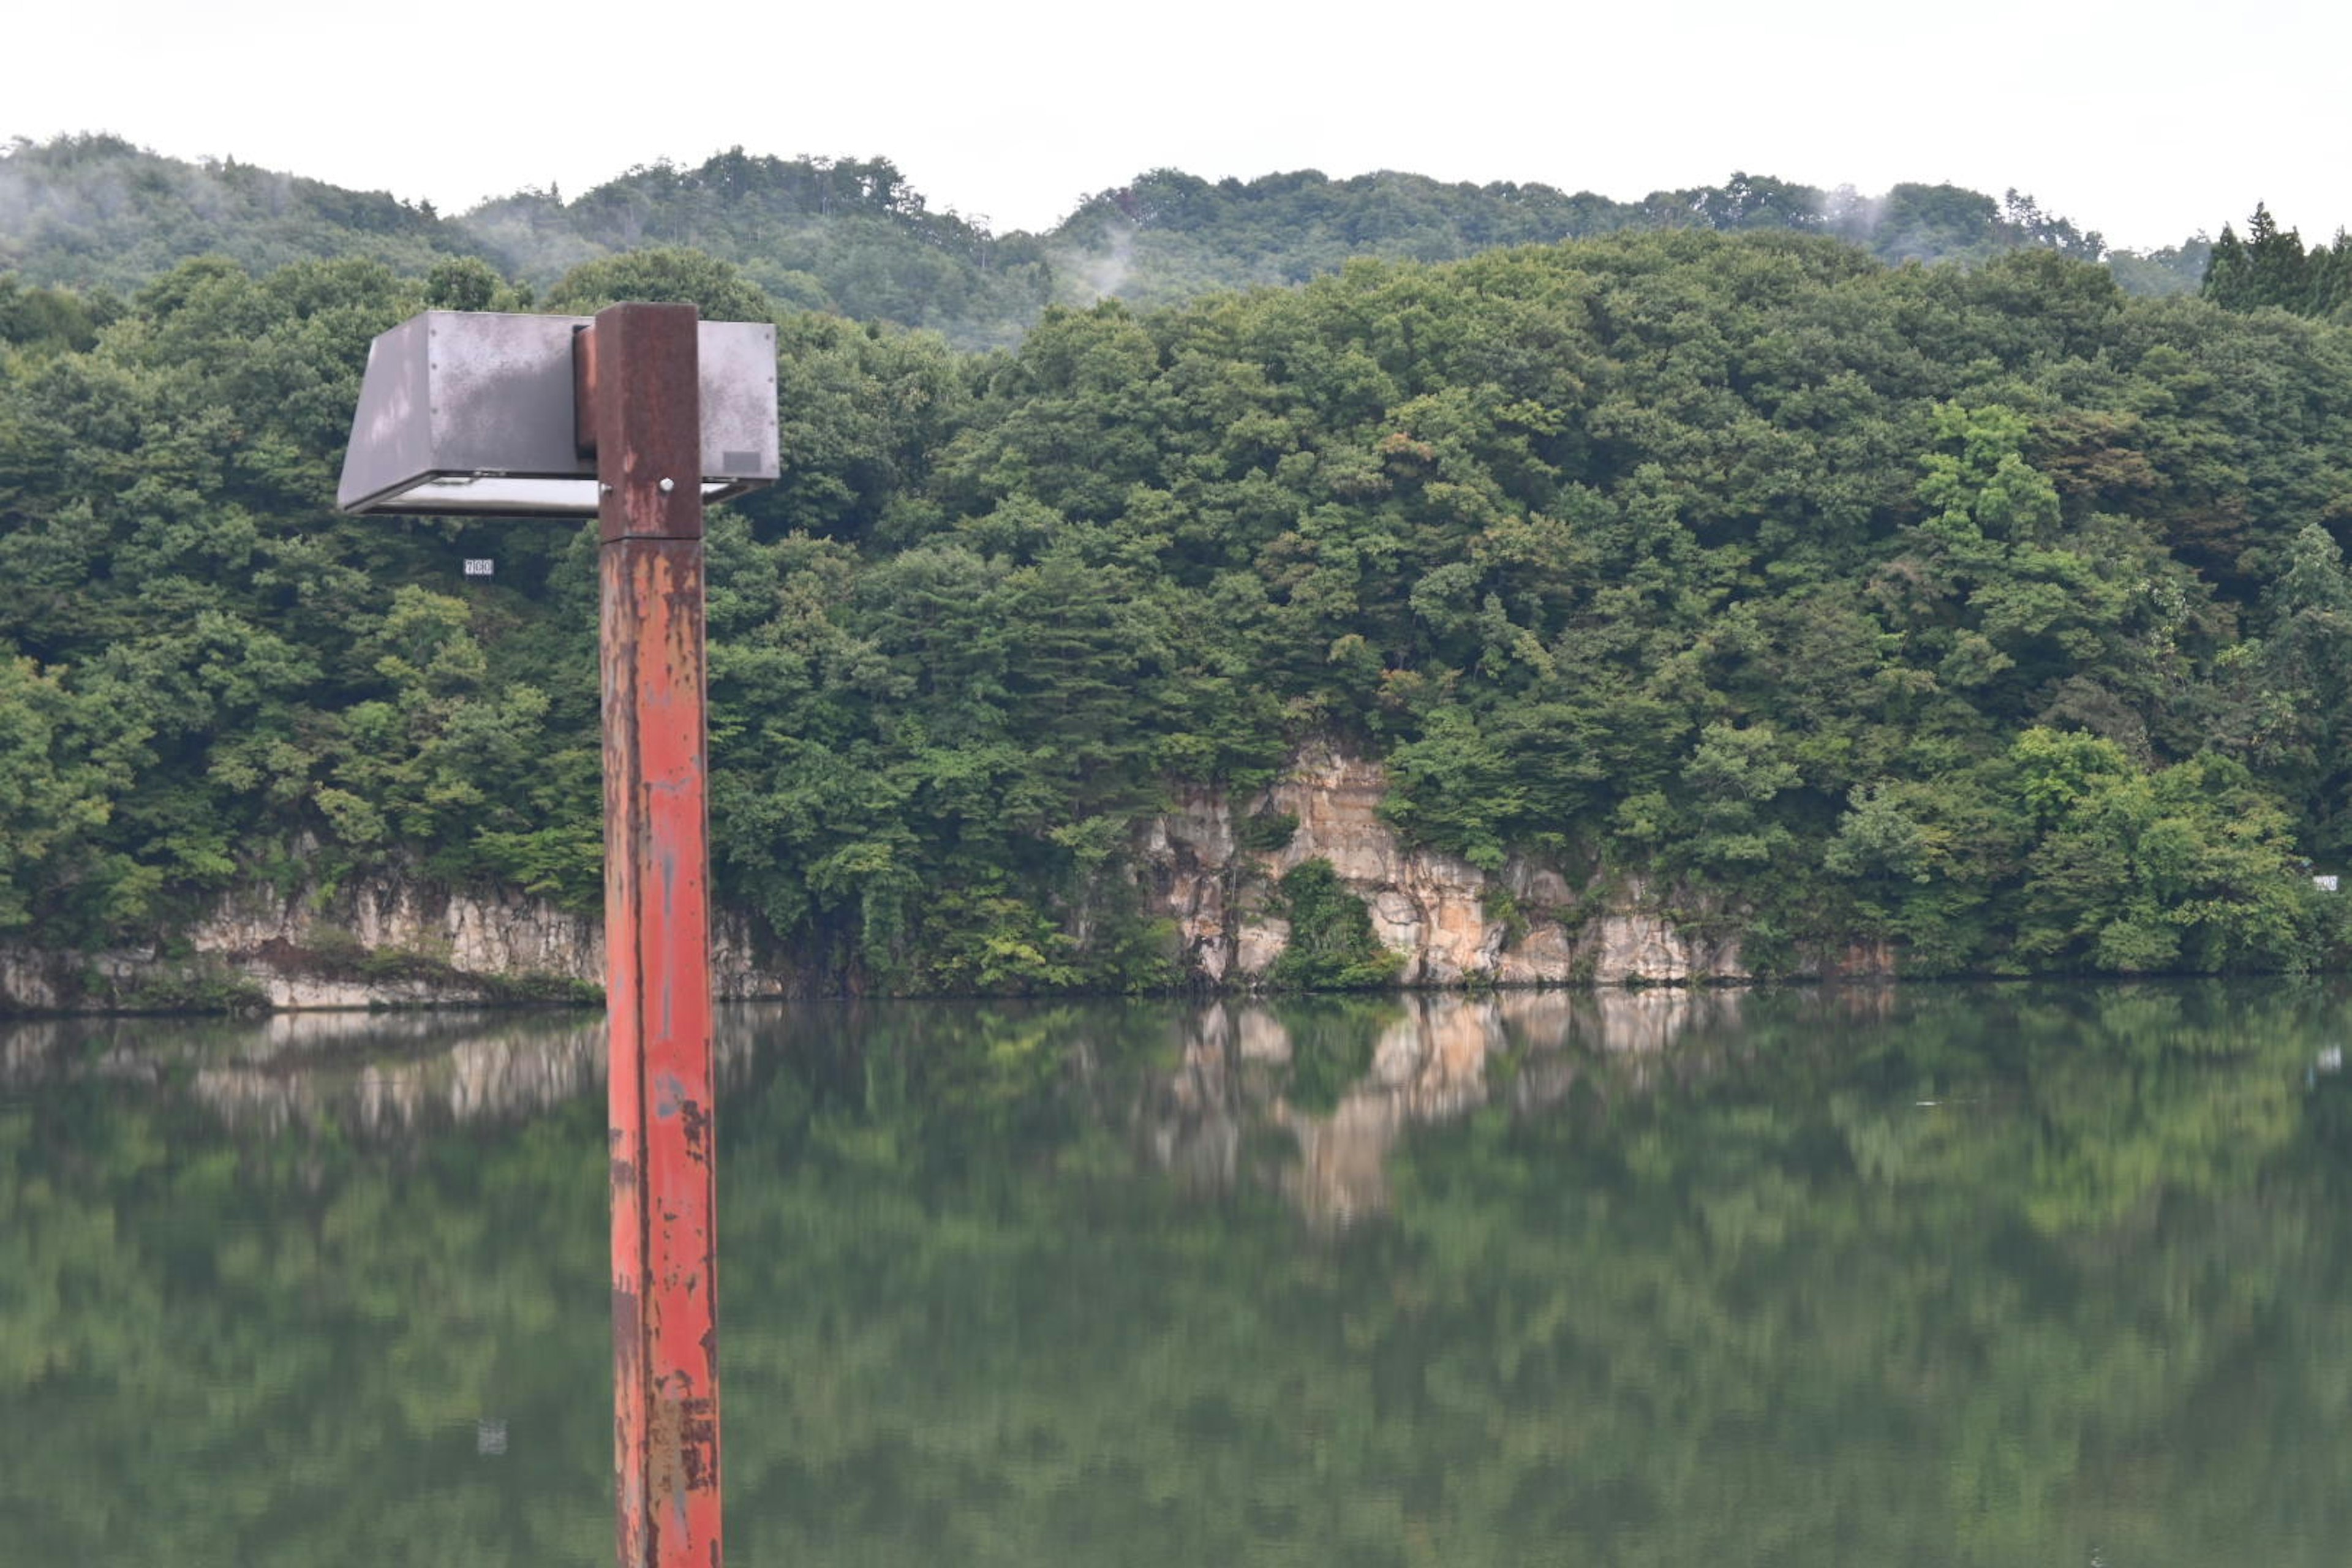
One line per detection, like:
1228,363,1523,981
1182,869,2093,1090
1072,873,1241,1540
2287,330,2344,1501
2,739,1890,1014
0,873,801,1014
1136,741,1781,988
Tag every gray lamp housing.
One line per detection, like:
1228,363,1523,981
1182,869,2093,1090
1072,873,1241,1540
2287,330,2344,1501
336,311,778,517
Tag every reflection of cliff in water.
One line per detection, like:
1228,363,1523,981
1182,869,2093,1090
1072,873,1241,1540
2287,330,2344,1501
1139,990,1758,1223
4,987,1905,1170
0,1009,747,1137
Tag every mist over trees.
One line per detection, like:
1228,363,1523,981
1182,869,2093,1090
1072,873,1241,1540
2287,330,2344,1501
3,136,2215,350
4,135,2350,988
0,135,494,290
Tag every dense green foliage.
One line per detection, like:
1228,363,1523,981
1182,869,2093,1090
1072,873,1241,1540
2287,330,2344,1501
3,988,2348,1563
2201,203,2352,319
1054,167,2149,309
6,137,2210,352
1266,859,1404,990
9,205,2352,983
0,135,493,288
469,151,1060,346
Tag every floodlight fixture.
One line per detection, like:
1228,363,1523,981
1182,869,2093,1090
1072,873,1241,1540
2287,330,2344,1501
336,309,778,518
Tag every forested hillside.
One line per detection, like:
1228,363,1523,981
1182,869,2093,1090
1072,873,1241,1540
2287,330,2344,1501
4,136,2214,349
2203,203,2352,317
0,136,493,288
7,214,2352,988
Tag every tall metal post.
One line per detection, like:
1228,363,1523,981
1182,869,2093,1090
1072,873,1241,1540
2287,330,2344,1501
584,302,723,1568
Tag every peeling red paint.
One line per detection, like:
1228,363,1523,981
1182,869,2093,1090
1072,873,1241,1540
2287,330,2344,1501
597,304,721,1568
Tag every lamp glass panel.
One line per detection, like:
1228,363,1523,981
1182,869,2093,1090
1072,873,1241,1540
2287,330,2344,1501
367,476,733,517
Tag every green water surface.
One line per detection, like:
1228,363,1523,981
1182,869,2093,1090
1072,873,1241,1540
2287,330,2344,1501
2,983,2346,1566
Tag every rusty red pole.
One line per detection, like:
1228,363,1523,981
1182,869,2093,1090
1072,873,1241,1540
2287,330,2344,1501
585,302,722,1568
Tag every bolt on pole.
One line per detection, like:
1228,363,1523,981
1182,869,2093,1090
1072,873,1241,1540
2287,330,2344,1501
584,301,723,1568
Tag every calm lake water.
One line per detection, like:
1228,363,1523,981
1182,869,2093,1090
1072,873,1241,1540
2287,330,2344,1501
2,983,2348,1566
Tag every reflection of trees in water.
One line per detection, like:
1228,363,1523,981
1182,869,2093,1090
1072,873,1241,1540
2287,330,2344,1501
778,982,2352,1566
3,985,2350,1566
1131,980,2350,1229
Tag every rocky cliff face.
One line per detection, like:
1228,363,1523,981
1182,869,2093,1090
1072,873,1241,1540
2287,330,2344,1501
0,873,809,1015
2,741,1887,1014
1138,739,1793,988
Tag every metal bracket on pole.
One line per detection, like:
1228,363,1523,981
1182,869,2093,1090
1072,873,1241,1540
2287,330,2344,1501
589,301,722,1568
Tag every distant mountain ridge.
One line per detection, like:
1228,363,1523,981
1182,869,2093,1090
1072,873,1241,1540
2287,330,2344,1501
1,133,2215,348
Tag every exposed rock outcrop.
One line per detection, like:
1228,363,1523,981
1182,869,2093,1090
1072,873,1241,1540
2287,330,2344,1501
0,873,813,1015
3,740,1885,1014
1139,740,1776,989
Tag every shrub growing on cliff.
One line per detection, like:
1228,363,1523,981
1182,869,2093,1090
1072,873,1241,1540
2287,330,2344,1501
1267,859,1404,990
1235,809,1300,854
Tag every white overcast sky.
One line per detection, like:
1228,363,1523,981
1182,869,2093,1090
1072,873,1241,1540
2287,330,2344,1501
10,0,2349,251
